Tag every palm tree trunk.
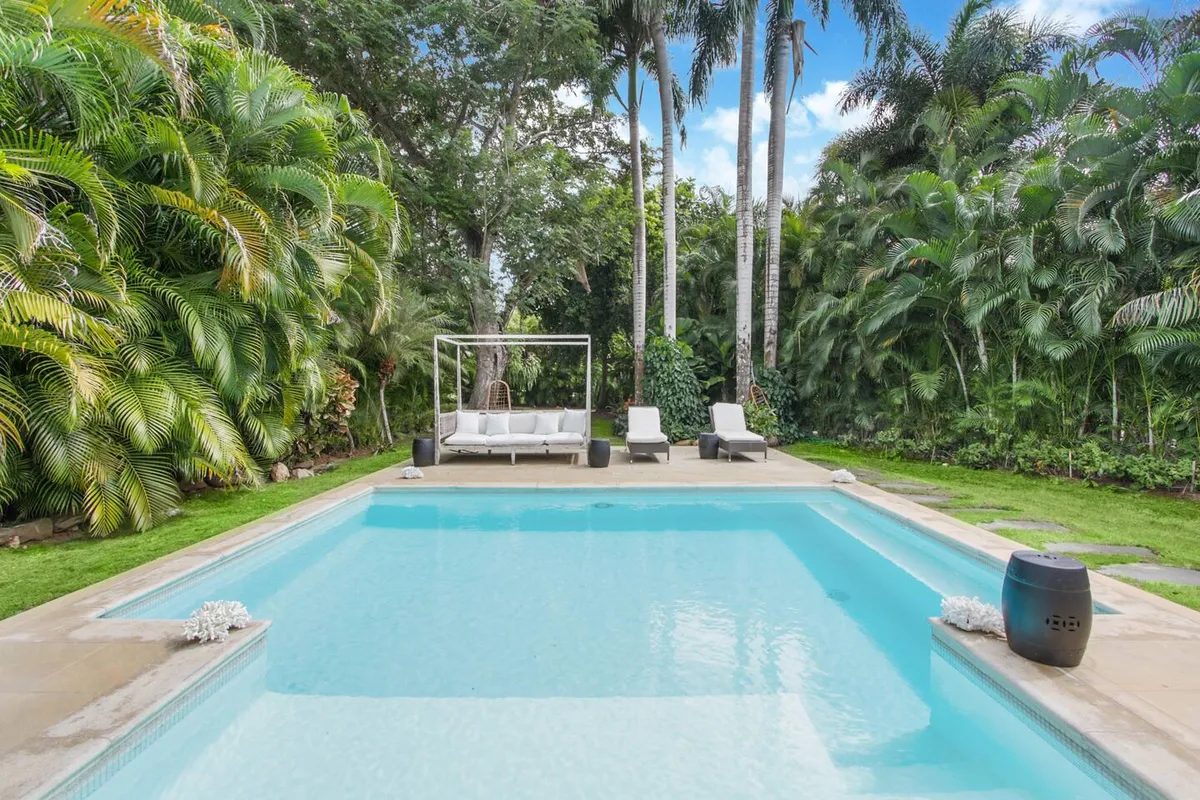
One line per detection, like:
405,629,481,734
651,13,677,341
378,382,394,445
763,18,793,370
629,50,648,404
734,13,756,402
943,331,970,410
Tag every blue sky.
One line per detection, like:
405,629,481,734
599,0,1177,200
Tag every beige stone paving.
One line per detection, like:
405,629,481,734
1,445,1198,798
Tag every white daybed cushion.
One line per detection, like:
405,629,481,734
561,409,588,435
509,413,537,434
534,412,560,435
455,410,481,435
711,402,748,433
626,406,668,444
546,432,584,445
484,412,510,436
444,432,488,446
487,433,544,447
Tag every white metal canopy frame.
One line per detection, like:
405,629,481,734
432,334,592,464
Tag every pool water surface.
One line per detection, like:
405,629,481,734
89,489,1120,799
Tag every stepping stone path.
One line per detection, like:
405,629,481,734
1100,563,1200,586
980,520,1069,533
1045,543,1157,558
902,494,955,506
873,481,939,492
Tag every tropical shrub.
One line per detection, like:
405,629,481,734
743,401,781,441
0,0,405,533
293,368,359,461
643,336,707,441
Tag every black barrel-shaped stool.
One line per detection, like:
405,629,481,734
588,438,611,468
412,437,435,467
1002,551,1092,667
698,432,719,460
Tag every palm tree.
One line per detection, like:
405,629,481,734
599,1,650,402
649,6,682,340
734,2,756,401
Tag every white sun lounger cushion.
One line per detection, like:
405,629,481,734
626,407,668,444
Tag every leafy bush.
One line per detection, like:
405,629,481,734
755,368,803,443
1117,454,1192,490
744,401,781,441
293,368,359,461
643,337,708,441
953,441,994,469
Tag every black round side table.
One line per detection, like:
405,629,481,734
698,432,719,460
412,437,435,467
1002,551,1092,667
588,438,611,468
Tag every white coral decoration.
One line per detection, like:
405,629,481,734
941,596,1005,636
402,465,424,479
830,469,857,484
182,600,251,644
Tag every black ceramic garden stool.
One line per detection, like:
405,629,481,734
1002,550,1092,667
588,438,611,468
412,437,435,467
698,432,719,460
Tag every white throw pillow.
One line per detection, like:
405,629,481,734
455,410,480,435
561,409,588,435
484,413,510,436
534,412,560,435
509,413,537,434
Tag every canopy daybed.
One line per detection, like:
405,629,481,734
432,334,592,465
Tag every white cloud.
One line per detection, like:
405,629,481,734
800,81,875,133
555,84,589,110
1009,0,1121,32
681,80,875,201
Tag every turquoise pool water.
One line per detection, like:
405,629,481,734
90,489,1119,799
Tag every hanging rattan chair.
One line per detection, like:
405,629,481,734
485,379,512,411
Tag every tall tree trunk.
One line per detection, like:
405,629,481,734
734,14,756,403
466,233,509,409
650,13,677,341
598,341,610,410
974,324,989,372
763,18,794,370
629,50,648,404
943,331,970,410
1111,366,1119,442
378,382,393,445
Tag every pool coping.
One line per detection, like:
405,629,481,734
2,447,1199,798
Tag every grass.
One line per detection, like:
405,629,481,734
590,414,624,445
0,445,412,621
783,441,1200,611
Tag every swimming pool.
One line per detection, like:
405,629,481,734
83,488,1123,798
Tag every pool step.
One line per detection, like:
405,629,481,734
844,763,1015,797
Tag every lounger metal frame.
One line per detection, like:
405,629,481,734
708,407,769,462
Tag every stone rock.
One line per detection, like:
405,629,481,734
53,515,84,533
0,517,53,543
205,475,229,489
269,462,291,482
180,480,208,493
1100,563,1200,586
980,520,1068,533
1045,542,1157,558
876,481,938,492
294,460,314,470
166,508,181,518
904,494,954,505
293,468,315,480
6,535,19,549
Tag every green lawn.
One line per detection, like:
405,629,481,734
0,446,411,621
591,414,624,445
784,441,1200,611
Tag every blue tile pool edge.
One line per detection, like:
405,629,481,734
41,625,269,800
100,488,373,620
931,624,1164,800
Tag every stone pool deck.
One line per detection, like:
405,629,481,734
2,446,1199,798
